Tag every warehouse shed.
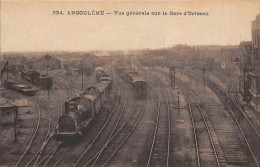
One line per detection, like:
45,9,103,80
0,103,18,125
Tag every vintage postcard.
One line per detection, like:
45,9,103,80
1,0,260,167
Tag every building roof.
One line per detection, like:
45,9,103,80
0,102,16,109
13,98,29,107
35,54,83,63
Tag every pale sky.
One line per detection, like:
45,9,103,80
1,0,260,52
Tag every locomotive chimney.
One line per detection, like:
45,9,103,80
64,101,69,114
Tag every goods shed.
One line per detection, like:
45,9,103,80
0,103,18,125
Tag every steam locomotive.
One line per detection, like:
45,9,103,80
54,69,112,139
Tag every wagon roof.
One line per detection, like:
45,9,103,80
100,81,111,84
22,70,40,75
99,76,112,81
22,88,37,92
95,67,104,72
132,77,147,84
83,95,96,101
94,83,109,93
15,84,30,88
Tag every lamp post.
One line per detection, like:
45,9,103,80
202,68,205,91
173,68,176,87
45,55,50,75
177,91,180,111
257,90,259,109
14,109,18,142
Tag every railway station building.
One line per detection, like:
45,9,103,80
249,14,260,108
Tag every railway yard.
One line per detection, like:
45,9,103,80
0,54,259,167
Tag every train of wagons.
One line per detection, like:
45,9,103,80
54,67,112,139
4,80,37,96
21,70,53,90
116,66,147,98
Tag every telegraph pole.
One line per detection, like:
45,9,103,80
257,90,259,109
170,67,176,87
177,91,180,111
47,61,49,75
7,61,9,80
174,68,176,87
45,55,50,75
111,57,113,80
14,109,18,142
202,68,205,91
81,60,84,90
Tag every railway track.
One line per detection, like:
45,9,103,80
137,62,172,167
44,82,123,167
146,83,171,167
86,104,145,167
54,79,79,99
73,72,147,167
2,74,62,167
100,106,145,167
144,68,202,167
175,78,225,167
206,80,260,167
72,79,131,167
25,97,63,167
36,94,120,167
233,92,260,132
158,67,260,167
185,70,260,138
15,97,52,167
31,64,117,166
147,67,232,167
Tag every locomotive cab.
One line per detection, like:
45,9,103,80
57,114,77,133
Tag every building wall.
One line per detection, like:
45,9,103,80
252,15,260,49
61,61,81,69
250,15,260,108
34,55,61,70
0,107,17,124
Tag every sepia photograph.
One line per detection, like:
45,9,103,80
0,0,260,166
